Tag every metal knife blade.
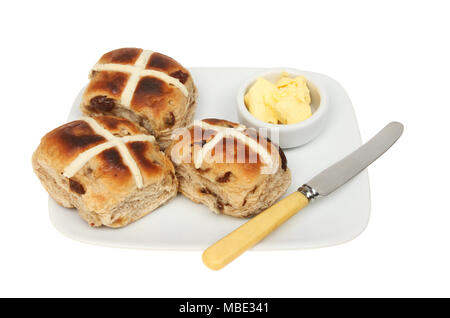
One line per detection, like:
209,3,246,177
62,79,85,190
306,122,404,196
203,121,404,270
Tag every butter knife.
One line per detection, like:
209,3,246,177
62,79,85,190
203,122,404,270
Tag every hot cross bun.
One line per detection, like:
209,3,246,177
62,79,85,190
80,48,197,149
166,118,291,217
32,115,177,227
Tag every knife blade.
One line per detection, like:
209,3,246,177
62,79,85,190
202,122,404,270
305,121,404,197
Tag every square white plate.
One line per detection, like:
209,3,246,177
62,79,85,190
49,68,370,250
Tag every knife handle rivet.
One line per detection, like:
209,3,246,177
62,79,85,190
298,184,319,201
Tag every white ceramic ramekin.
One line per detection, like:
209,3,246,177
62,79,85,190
236,68,329,148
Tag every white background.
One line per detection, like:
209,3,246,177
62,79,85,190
1,0,449,297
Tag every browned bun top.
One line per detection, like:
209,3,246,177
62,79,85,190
146,52,190,83
38,120,106,170
98,48,143,65
167,118,287,183
87,72,130,101
82,48,196,135
202,118,242,128
34,116,175,208
92,115,143,135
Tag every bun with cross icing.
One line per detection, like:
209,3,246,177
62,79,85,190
80,48,197,149
32,115,178,227
166,118,291,217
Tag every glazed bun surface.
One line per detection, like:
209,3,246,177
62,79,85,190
167,118,291,217
81,48,197,149
32,115,177,227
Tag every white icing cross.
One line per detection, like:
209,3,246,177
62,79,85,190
63,117,155,189
91,50,188,108
192,120,274,170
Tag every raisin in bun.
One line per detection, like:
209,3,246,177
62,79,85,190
32,115,177,228
80,48,197,149
166,119,291,217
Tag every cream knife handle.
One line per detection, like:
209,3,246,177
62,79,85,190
202,191,309,270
